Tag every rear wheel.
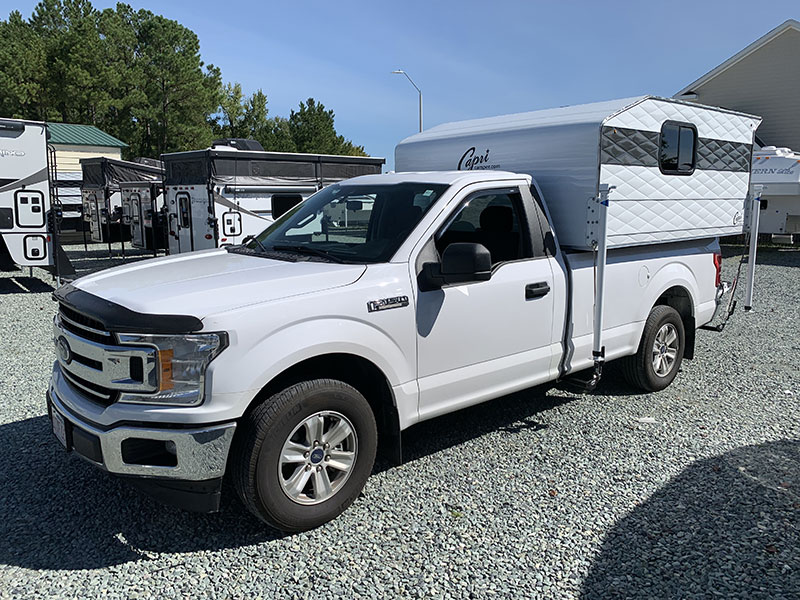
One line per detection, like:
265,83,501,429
622,305,685,392
231,379,377,531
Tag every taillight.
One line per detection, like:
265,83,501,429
713,252,722,287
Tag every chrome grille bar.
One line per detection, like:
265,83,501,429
53,316,159,395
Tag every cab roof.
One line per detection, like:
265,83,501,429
343,170,529,187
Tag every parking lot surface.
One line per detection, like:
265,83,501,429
1,245,798,599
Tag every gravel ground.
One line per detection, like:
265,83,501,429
0,243,798,599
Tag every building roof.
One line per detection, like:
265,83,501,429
47,122,128,148
674,19,800,149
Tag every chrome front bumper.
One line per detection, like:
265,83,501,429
48,379,236,482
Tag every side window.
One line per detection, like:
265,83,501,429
435,191,530,266
659,121,697,175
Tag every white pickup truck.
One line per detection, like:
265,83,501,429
47,97,758,531
48,169,723,530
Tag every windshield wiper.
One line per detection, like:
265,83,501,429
242,235,270,253
271,244,346,263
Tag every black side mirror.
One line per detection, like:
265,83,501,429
419,242,492,290
346,200,363,212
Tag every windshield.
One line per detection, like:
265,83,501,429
245,182,449,263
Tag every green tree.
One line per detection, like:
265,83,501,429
257,116,297,152
288,98,366,156
134,12,221,157
0,11,48,119
216,82,247,138
0,3,372,160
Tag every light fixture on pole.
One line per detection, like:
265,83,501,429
392,69,422,132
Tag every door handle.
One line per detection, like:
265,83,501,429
525,281,550,300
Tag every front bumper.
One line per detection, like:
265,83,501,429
47,382,237,512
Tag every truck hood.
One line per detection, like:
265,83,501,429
73,249,366,318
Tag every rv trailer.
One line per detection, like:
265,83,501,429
120,179,167,254
0,118,74,278
80,157,163,247
750,146,800,243
161,142,385,254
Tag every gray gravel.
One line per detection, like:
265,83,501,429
0,243,798,599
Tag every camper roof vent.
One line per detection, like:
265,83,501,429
211,138,264,152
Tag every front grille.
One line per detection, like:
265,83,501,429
61,368,118,406
55,304,158,407
59,304,113,344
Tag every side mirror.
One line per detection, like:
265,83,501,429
418,242,492,290
346,200,363,212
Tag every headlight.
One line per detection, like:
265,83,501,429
117,332,227,406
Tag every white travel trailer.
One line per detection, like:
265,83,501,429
161,143,385,254
396,95,761,359
80,157,163,245
0,118,73,278
750,146,800,241
120,179,166,253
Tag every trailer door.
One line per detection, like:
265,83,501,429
130,193,143,247
176,191,193,251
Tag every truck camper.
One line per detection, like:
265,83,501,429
120,179,167,254
80,157,163,247
161,141,385,254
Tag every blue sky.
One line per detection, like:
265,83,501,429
10,0,800,168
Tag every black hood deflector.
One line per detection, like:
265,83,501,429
53,284,203,334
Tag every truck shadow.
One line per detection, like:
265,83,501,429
0,388,573,571
388,386,573,466
580,439,800,599
0,415,283,571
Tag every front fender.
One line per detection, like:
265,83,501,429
210,316,414,399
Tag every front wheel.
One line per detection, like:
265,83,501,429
231,379,377,531
621,305,685,392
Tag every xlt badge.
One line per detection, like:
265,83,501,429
367,296,409,313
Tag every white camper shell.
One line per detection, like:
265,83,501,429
396,96,761,250
161,146,385,254
750,146,800,240
80,157,163,244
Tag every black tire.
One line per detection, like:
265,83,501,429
621,305,685,392
231,379,377,531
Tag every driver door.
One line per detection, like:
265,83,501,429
415,186,557,420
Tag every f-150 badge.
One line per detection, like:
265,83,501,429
367,296,409,313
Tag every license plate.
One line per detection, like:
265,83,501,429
52,409,68,449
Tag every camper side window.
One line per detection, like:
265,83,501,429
659,121,697,175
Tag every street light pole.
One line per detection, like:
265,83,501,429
392,69,422,132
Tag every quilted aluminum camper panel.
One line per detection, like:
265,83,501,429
592,98,760,248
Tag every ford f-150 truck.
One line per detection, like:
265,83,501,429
47,96,758,531
48,169,723,531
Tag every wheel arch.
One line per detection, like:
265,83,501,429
653,285,696,360
239,352,403,465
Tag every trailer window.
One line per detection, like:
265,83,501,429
659,121,697,175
